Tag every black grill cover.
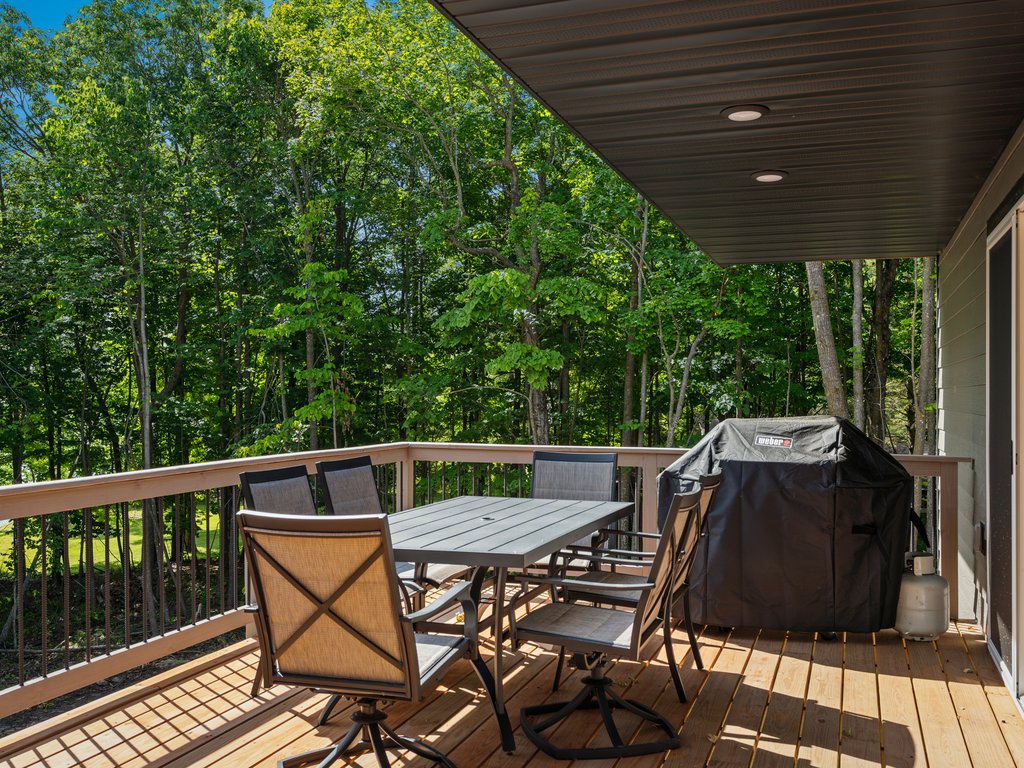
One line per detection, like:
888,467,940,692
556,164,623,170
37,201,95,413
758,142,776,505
658,416,913,633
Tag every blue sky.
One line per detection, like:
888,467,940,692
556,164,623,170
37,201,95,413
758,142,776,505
14,1,274,30
12,1,86,30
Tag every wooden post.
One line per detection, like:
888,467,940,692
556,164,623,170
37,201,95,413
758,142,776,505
641,455,659,553
400,443,416,511
939,461,960,620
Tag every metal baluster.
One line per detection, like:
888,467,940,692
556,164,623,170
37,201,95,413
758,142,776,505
85,507,93,663
63,510,71,671
205,490,212,621
175,494,183,631
190,492,198,625
40,514,47,676
229,489,239,609
217,488,225,615
122,502,130,649
141,500,149,641
104,506,112,656
15,519,25,685
158,497,167,635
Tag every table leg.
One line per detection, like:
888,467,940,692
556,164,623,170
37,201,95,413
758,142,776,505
470,566,515,753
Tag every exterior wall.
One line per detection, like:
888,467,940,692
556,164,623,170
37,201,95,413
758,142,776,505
938,116,1024,625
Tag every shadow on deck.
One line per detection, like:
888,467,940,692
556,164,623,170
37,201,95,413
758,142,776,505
1,621,1022,768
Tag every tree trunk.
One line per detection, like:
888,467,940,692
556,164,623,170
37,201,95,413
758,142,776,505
913,256,936,455
852,259,865,429
867,259,899,442
306,327,318,451
734,337,744,418
622,195,648,449
637,351,650,447
666,328,707,447
131,186,162,638
558,320,570,443
806,260,849,418
521,314,550,444
922,256,937,454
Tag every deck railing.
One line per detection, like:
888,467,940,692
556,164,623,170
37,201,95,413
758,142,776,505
0,442,969,718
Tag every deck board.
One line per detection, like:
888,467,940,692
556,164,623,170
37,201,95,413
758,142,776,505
905,633,973,767
705,630,784,768
935,628,1016,768
2,622,1023,768
839,632,882,768
750,631,813,767
798,633,843,768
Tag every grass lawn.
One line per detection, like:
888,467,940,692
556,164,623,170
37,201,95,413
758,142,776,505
0,511,226,576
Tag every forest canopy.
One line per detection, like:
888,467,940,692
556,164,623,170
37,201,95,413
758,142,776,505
0,0,936,484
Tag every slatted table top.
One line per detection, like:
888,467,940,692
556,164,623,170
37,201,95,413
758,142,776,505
388,495,634,569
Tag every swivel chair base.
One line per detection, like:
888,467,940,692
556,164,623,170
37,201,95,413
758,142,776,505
521,659,681,760
280,699,455,768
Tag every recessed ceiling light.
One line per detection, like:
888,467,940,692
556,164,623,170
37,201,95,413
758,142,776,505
752,170,788,183
722,105,768,122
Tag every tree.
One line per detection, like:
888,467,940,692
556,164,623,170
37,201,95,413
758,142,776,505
851,260,865,429
806,260,849,418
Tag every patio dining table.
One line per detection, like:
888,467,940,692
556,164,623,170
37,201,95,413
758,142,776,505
388,494,634,753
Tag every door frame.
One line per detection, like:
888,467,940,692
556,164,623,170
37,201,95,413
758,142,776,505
987,201,1024,696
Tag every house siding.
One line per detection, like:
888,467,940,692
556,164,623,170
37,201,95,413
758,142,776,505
939,116,1024,625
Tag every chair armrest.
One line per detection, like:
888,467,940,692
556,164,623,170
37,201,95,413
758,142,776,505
404,581,480,647
563,544,653,561
563,578,656,592
570,553,658,568
402,579,426,595
599,528,662,540
402,580,473,623
398,579,426,613
513,574,654,592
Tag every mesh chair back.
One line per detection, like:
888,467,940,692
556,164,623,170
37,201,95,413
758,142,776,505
672,473,721,596
634,490,702,645
531,451,617,502
239,511,416,698
240,465,317,516
532,451,618,550
316,456,384,516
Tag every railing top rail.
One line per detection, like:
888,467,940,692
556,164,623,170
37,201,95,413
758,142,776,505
0,441,973,521
0,443,410,519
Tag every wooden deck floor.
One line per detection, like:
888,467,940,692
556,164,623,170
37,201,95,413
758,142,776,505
1,620,1023,768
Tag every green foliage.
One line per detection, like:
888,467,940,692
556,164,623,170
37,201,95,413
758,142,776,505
0,0,932,481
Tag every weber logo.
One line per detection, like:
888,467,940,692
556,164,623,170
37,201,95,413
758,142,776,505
755,434,792,448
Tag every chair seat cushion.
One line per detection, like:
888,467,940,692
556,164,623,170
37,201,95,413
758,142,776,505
423,562,470,584
414,633,468,688
515,603,635,655
395,561,417,580
396,561,469,585
565,571,645,606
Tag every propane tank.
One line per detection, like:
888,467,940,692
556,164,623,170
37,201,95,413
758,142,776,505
895,554,949,641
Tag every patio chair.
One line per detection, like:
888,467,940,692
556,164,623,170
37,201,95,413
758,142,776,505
239,463,422,711
508,489,702,760
528,451,619,571
240,465,318,517
238,510,504,768
550,472,722,698
316,456,468,588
